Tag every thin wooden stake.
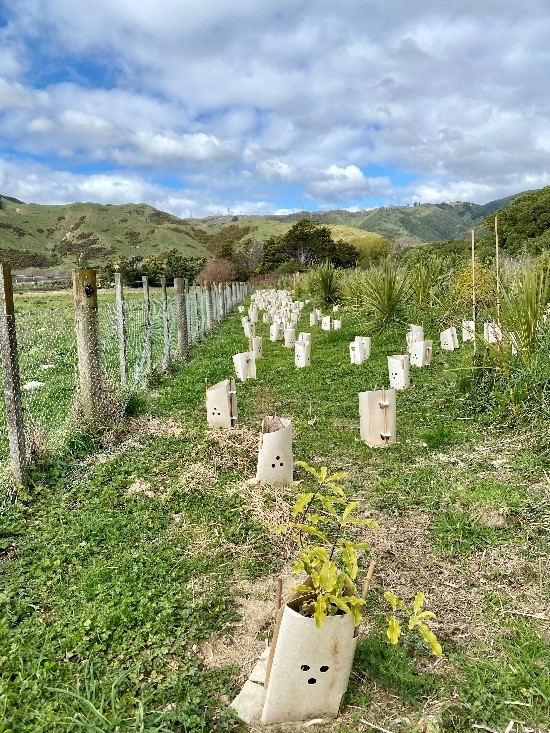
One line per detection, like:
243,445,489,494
142,276,153,374
115,273,127,387
471,228,477,355
361,561,376,600
495,215,501,327
275,577,283,612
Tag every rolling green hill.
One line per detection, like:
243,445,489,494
0,192,521,270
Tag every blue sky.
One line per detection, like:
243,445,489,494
1,0,550,217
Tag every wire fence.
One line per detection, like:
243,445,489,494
0,271,251,482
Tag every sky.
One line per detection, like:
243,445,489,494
1,0,550,218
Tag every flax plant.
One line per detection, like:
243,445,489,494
498,267,550,364
361,257,411,329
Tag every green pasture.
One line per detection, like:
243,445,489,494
0,296,548,732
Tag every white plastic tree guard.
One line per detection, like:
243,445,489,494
262,599,357,725
248,308,259,324
333,304,340,313
315,308,323,318
206,379,237,429
309,311,318,327
406,325,424,353
333,319,342,330
349,336,371,365
270,322,283,341
263,312,273,324
440,327,459,351
284,327,296,348
359,388,396,446
298,332,312,343
387,354,410,390
243,320,255,339
252,336,263,359
462,320,475,342
238,305,245,313
295,340,311,368
233,351,256,381
410,340,433,367
321,315,332,331
484,321,502,344
255,416,293,485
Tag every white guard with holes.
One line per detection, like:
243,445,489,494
256,416,293,485
462,320,475,342
262,312,272,324
410,340,433,367
359,388,396,446
248,308,258,324
309,311,318,327
243,320,254,339
261,603,357,724
440,327,459,351
321,315,331,331
298,332,311,343
295,340,311,368
233,351,256,381
333,319,342,330
206,379,237,429
252,336,263,359
387,354,410,390
284,327,296,348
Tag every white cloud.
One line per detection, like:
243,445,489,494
256,159,295,182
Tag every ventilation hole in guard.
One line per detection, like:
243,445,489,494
308,678,317,684
320,665,329,672
300,664,310,671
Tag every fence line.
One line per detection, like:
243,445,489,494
0,267,252,485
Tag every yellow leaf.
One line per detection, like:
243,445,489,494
319,561,338,592
319,466,328,483
386,615,401,644
413,591,425,615
418,622,443,657
326,471,349,482
342,501,358,524
292,493,315,516
314,595,327,629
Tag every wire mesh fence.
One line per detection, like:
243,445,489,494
0,271,251,482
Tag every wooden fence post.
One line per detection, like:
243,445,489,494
142,276,153,374
0,265,26,485
205,282,214,331
115,273,127,387
174,277,189,360
73,268,104,424
161,277,171,372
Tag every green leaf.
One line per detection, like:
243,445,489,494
386,614,401,644
314,594,328,629
324,482,346,497
292,560,305,572
292,584,313,595
327,594,351,615
319,561,338,592
326,471,349,483
384,591,408,612
295,461,321,480
352,603,363,626
413,591,425,614
319,466,328,483
340,541,358,579
418,622,443,657
293,524,329,543
346,518,380,529
342,501,358,523
292,493,315,516
310,569,320,588
418,610,437,621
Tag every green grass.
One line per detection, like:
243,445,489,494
1,292,549,732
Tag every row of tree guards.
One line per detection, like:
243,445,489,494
0,265,251,486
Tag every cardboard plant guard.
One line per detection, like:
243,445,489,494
261,592,358,725
233,351,256,381
255,416,293,485
205,379,237,429
359,388,396,446
387,354,410,390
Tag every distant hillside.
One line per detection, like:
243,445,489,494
0,198,211,269
0,191,522,269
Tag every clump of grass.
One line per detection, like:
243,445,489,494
499,266,550,363
432,509,507,555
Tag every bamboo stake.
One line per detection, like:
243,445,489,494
275,577,283,612
361,560,376,600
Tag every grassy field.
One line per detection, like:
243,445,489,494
0,294,548,732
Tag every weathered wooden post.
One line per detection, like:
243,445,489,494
205,282,214,331
142,276,153,373
0,265,26,485
161,276,171,372
73,268,104,424
115,273,127,387
174,277,189,360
